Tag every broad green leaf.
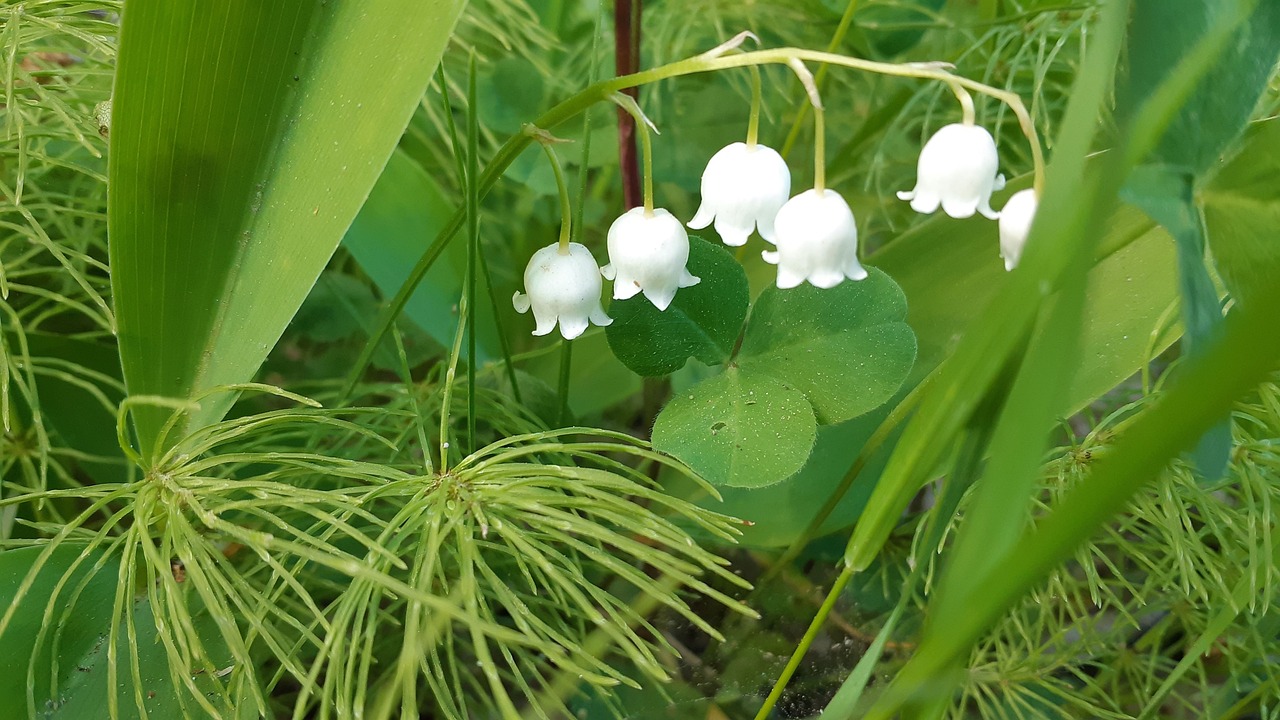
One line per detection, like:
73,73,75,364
653,369,817,489
342,149,499,361
1203,118,1280,307
0,545,233,719
874,194,1183,401
738,268,916,425
605,236,749,377
109,0,466,457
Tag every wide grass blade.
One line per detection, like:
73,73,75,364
109,0,466,457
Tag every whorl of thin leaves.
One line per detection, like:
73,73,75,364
299,427,754,720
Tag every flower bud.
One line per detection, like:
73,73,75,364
897,123,1006,219
762,188,868,289
998,189,1038,271
513,242,612,340
688,142,791,247
601,207,700,311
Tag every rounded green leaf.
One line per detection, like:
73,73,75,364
606,236,750,377
653,369,817,488
738,267,917,424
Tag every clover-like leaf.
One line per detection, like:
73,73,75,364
606,236,749,377
738,267,917,424
653,266,916,488
652,369,817,489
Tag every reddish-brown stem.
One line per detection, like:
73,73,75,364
614,0,642,209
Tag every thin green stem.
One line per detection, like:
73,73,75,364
814,105,826,193
465,53,479,454
574,108,593,242
439,289,469,475
639,115,653,214
746,64,762,147
781,0,860,157
341,46,1046,400
556,340,572,426
951,81,976,125
541,143,572,253
753,565,856,720
612,92,656,214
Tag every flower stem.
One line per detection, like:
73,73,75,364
639,113,654,214
781,0,861,158
950,80,976,126
465,53,479,454
814,105,826,193
541,143,572,253
746,64,762,148
611,92,656,214
787,58,825,193
556,339,572,425
752,565,856,720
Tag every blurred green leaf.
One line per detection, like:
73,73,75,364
526,332,641,419
342,149,499,361
739,269,915,425
653,369,817,488
853,0,947,58
1203,118,1280,308
476,57,547,135
1121,0,1280,176
109,0,466,456
1117,0,1279,478
1123,165,1231,479
605,236,749,377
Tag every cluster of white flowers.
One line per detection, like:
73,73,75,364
513,119,1039,340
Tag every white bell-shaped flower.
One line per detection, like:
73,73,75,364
897,123,1006,220
997,189,1038,271
688,142,791,247
761,188,868,289
601,207,700,311
512,242,612,340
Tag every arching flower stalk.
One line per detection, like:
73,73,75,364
763,59,866,289
601,93,700,310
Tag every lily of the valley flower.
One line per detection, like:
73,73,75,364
513,242,612,339
997,189,1038,271
762,188,868,289
601,207,700,311
688,142,791,247
897,123,1006,220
